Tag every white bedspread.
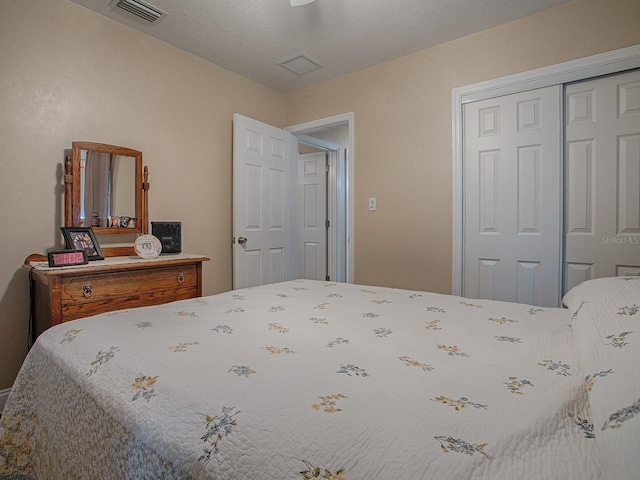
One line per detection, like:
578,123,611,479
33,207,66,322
563,277,640,480
1,279,616,479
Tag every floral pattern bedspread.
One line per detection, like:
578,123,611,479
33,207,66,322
0,279,617,479
563,276,640,480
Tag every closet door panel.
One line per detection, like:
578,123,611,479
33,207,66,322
618,134,640,234
564,69,640,293
463,85,562,307
566,140,594,233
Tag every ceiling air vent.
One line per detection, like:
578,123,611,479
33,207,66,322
112,0,166,23
278,54,323,75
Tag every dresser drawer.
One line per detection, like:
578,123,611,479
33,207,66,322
61,264,197,304
61,286,197,321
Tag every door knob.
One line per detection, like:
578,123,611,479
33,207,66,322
238,236,248,245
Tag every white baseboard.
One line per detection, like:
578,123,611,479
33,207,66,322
0,388,10,415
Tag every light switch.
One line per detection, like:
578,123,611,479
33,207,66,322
368,197,377,211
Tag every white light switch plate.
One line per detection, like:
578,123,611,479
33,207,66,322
368,197,377,211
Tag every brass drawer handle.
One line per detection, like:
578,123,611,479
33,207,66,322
83,282,93,298
177,272,184,284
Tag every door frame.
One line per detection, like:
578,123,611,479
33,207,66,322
452,44,640,296
297,150,331,280
286,112,355,283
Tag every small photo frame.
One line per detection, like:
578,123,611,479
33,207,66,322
60,227,104,261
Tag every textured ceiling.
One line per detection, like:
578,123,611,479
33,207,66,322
69,0,571,93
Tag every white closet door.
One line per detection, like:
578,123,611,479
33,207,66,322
464,85,562,307
564,69,640,292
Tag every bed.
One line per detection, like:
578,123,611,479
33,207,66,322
1,276,638,479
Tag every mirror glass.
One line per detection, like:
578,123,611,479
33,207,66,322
67,142,145,235
80,150,136,228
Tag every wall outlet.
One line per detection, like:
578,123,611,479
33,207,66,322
368,197,377,211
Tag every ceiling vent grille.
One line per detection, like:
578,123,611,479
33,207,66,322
278,54,323,75
112,0,165,23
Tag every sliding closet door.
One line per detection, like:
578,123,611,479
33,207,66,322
463,86,562,307
564,69,640,292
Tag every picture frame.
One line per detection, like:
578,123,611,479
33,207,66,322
60,227,104,261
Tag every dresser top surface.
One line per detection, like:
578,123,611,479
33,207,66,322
25,253,209,276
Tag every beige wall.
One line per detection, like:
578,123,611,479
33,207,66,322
1,0,639,393
285,0,640,293
0,0,284,391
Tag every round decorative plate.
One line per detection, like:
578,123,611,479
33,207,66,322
134,234,162,259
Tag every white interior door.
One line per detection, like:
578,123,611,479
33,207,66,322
297,152,327,280
233,114,298,289
564,69,640,292
463,85,563,307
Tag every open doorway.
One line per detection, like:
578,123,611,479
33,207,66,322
286,113,354,283
297,150,329,281
232,112,353,289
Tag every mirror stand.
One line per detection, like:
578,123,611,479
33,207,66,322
64,142,150,257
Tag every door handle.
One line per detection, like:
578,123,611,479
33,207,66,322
238,236,248,245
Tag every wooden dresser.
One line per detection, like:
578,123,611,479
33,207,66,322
25,253,209,340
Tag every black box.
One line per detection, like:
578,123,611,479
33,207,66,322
151,222,181,254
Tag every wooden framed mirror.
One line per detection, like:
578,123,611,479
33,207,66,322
65,142,149,236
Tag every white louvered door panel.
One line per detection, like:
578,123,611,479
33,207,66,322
464,86,563,307
233,114,297,289
564,69,640,292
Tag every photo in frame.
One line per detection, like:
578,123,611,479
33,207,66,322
60,227,104,261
